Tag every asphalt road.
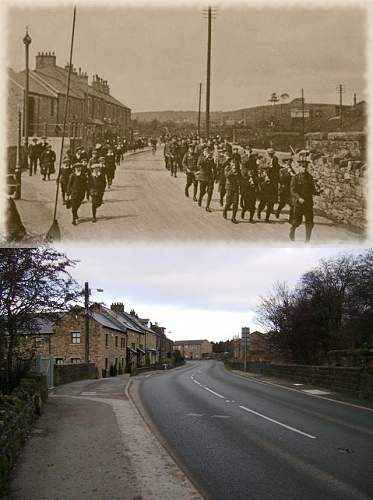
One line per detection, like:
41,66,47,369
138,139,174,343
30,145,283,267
133,360,373,500
14,148,362,244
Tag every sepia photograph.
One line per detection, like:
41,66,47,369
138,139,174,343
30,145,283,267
2,2,369,244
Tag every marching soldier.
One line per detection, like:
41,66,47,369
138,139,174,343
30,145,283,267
28,138,39,176
40,145,56,181
223,158,241,224
216,150,231,207
276,158,295,220
240,169,256,223
66,163,87,226
88,164,107,223
183,145,198,200
105,147,116,188
58,157,72,204
290,151,319,242
196,148,216,212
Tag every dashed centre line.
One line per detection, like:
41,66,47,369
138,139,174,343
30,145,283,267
191,376,316,440
239,405,317,440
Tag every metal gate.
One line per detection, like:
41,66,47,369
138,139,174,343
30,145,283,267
32,354,55,389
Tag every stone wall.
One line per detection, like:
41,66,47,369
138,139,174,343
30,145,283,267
54,363,98,386
226,360,373,400
305,132,366,231
0,373,48,496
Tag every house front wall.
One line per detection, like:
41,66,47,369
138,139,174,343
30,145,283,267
52,313,127,376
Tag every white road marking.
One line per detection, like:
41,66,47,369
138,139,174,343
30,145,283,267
303,389,332,396
211,415,230,419
203,386,225,399
239,405,317,440
187,413,204,417
293,383,303,386
80,391,97,395
193,379,201,386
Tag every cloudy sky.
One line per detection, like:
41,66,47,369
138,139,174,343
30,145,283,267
57,244,365,343
6,2,366,112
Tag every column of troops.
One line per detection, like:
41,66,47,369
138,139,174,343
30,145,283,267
163,135,320,242
26,136,147,225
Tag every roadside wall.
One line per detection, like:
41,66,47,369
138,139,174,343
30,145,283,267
226,361,373,400
305,132,366,231
54,363,98,386
0,373,48,496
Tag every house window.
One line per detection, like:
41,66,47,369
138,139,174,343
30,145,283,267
131,342,135,349
71,358,80,364
50,98,56,117
55,358,64,364
71,332,81,344
115,358,118,367
115,336,118,348
121,337,125,349
105,334,109,347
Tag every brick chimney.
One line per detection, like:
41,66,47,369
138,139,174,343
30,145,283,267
36,51,56,69
111,302,125,314
92,74,110,94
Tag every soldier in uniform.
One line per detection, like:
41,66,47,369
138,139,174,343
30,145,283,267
223,158,241,224
290,151,318,242
196,148,216,212
105,147,116,188
28,138,39,176
88,163,107,223
169,139,179,178
66,163,87,225
58,157,72,204
40,145,56,181
276,158,295,220
240,169,256,223
183,145,198,200
257,148,280,222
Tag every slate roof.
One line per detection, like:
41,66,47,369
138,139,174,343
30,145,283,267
90,310,126,333
8,67,56,98
18,64,130,109
99,306,144,334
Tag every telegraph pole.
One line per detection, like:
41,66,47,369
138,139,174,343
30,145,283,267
301,88,305,147
204,6,216,138
198,82,202,138
336,84,345,129
23,27,31,172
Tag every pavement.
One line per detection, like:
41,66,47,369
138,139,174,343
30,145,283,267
7,147,364,244
5,374,202,500
133,360,373,500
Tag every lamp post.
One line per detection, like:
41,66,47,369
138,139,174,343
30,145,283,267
14,109,22,199
83,282,104,363
23,27,31,172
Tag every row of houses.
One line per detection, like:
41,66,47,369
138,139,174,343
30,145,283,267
7,50,132,162
25,302,173,377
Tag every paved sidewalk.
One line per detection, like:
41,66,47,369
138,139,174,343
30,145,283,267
6,375,202,500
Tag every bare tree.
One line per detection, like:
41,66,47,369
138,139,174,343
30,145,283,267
0,247,80,393
268,92,280,106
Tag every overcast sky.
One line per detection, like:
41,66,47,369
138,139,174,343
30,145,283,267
6,2,366,112
56,244,365,343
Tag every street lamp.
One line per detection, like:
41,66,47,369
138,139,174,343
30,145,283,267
23,27,31,173
83,282,104,363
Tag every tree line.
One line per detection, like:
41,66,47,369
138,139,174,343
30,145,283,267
256,250,373,364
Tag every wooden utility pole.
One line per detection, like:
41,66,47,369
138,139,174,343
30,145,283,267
301,88,305,147
337,84,345,129
204,6,215,138
198,82,202,138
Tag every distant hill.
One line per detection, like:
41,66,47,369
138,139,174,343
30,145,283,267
132,111,199,123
